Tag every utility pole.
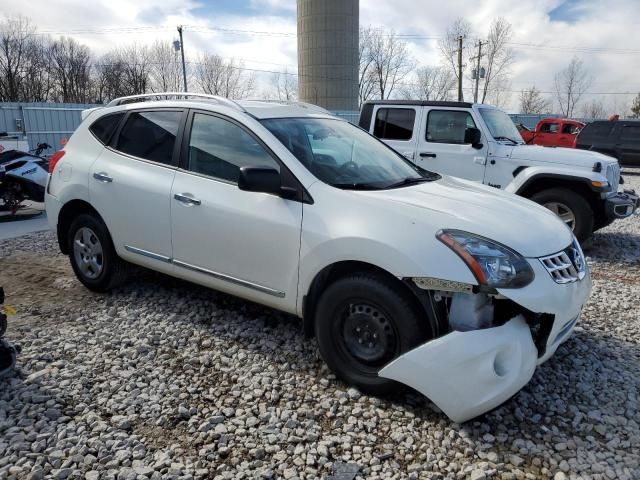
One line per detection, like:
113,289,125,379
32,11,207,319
473,40,485,103
177,26,188,92
457,35,463,101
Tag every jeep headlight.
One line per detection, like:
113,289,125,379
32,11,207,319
437,230,534,288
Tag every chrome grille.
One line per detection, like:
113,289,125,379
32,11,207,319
606,163,620,189
540,239,587,284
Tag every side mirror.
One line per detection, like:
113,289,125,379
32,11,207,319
238,166,282,196
464,127,483,149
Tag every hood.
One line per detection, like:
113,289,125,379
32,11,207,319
508,144,616,168
361,176,573,258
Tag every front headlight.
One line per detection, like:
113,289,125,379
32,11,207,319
437,230,534,288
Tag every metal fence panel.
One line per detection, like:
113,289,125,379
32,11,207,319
0,102,100,155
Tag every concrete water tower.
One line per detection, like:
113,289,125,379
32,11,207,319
296,0,359,111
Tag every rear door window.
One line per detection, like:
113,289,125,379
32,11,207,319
562,123,580,134
115,111,182,166
426,110,476,144
89,113,125,145
619,125,640,143
373,108,416,140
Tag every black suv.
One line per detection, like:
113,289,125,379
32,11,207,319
576,120,640,167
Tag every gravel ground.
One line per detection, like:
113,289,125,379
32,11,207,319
1,175,639,480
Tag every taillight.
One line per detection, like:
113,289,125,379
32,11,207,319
49,150,65,173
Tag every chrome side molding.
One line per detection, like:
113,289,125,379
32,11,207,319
123,245,285,298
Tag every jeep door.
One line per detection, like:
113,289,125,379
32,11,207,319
89,109,184,269
370,105,422,162
170,111,303,312
415,108,487,181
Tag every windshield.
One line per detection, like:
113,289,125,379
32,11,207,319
479,108,524,144
261,117,438,189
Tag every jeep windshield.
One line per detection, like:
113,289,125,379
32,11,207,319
261,117,439,190
479,108,524,145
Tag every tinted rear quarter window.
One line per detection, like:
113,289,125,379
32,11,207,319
619,125,640,143
373,108,416,140
89,113,124,145
580,122,614,143
115,111,182,165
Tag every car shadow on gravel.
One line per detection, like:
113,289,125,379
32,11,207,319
587,231,640,263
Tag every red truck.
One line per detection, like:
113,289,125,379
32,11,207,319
516,118,585,148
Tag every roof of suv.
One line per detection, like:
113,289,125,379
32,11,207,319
96,93,336,121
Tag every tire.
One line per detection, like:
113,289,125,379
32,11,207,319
314,273,430,396
67,213,129,292
530,188,594,243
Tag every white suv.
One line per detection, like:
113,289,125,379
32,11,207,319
45,93,592,422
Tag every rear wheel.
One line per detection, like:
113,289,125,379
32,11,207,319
530,188,594,242
314,273,429,396
67,214,129,292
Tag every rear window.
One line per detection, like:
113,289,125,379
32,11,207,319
373,108,416,140
580,122,614,141
115,111,182,165
89,113,124,145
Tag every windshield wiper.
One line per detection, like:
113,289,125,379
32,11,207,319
494,136,520,145
385,176,434,189
332,182,384,190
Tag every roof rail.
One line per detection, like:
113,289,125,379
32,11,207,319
244,99,330,115
106,92,246,112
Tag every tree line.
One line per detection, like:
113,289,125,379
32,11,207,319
0,17,261,104
2,15,639,117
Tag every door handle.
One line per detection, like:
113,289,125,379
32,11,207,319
93,172,113,183
174,193,201,206
473,157,487,165
419,152,437,158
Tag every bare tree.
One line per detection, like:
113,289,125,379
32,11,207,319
438,18,472,100
194,53,255,99
581,99,606,119
148,41,183,92
269,68,297,101
91,53,129,103
49,37,92,103
366,28,414,100
117,44,151,95
484,76,512,109
630,93,640,119
0,16,36,101
554,56,591,117
480,18,515,104
358,26,377,105
401,66,455,101
20,34,54,102
519,86,551,114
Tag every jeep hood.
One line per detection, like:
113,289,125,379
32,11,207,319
508,144,616,168
364,175,573,258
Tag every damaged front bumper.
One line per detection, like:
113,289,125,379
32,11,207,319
380,260,592,423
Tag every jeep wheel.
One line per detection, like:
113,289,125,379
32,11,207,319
314,273,429,396
530,188,594,242
67,213,129,292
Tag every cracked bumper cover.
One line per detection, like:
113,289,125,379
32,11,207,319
379,261,592,423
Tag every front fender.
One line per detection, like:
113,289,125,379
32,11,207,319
506,167,604,195
297,236,478,316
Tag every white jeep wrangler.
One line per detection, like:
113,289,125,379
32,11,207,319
359,101,638,242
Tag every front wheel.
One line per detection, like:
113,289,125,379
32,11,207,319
530,188,594,243
314,274,430,396
67,213,129,292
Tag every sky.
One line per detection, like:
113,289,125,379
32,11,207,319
3,0,640,113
